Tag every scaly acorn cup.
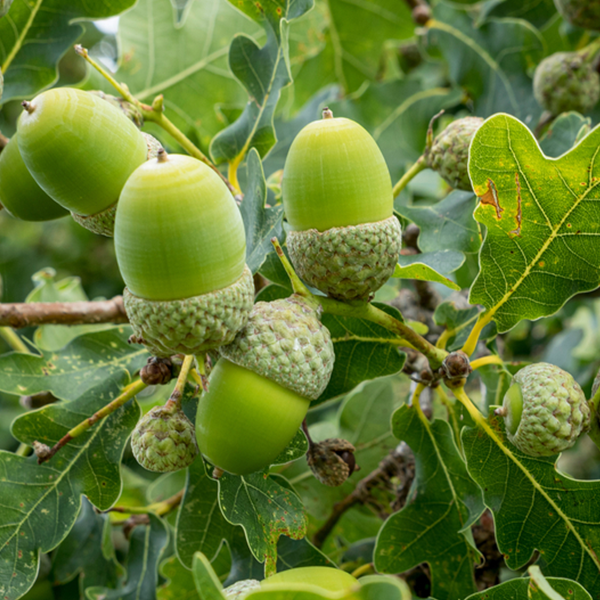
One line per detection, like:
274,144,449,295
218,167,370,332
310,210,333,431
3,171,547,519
424,116,484,191
496,363,591,457
0,133,69,221
131,400,198,472
17,87,148,228
282,108,401,302
196,295,335,476
554,0,600,30
115,150,253,358
533,44,600,116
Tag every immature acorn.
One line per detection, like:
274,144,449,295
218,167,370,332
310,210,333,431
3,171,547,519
533,46,600,116
554,0,600,30
131,400,198,472
17,87,149,236
114,150,254,357
496,363,591,457
196,295,335,476
282,108,401,302
424,116,484,191
307,437,358,487
0,133,69,221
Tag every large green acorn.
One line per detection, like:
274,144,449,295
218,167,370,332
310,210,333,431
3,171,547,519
496,363,591,457
17,87,148,235
196,295,335,476
554,0,600,30
0,133,69,221
533,45,600,116
114,150,254,357
282,108,401,303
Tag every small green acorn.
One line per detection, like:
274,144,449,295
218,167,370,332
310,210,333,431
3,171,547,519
131,400,198,472
17,87,149,236
115,150,254,358
223,580,261,599
196,295,335,476
554,0,600,30
424,116,484,191
282,108,401,302
496,363,591,457
533,45,600,116
0,133,69,221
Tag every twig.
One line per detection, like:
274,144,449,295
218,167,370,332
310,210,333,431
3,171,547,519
0,298,128,329
37,379,147,464
312,444,415,548
393,157,426,198
471,355,503,370
170,355,195,409
106,489,184,516
0,327,30,352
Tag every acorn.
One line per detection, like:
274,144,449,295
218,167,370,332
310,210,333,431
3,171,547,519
533,45,600,116
496,363,591,457
17,87,148,236
0,133,69,221
114,150,254,358
282,108,401,303
196,295,335,476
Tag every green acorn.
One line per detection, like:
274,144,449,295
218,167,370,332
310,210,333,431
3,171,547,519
425,116,484,191
115,150,253,358
196,295,335,476
17,87,148,236
0,133,69,221
533,46,600,116
131,400,198,472
496,363,591,457
223,580,261,599
282,108,401,302
554,0,600,30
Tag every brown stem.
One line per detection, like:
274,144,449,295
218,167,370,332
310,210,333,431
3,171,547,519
0,132,8,151
0,297,128,329
312,443,415,548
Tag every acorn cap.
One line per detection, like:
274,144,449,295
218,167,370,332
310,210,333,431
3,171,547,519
307,438,358,487
115,153,246,301
124,264,254,358
131,402,199,472
554,0,600,30
287,215,402,302
220,295,335,400
223,580,261,599
533,50,600,116
499,362,591,457
17,87,148,216
196,358,311,475
70,134,164,237
425,117,483,191
0,133,69,222
282,112,393,232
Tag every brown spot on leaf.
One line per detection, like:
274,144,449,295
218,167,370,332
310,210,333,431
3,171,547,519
478,178,503,220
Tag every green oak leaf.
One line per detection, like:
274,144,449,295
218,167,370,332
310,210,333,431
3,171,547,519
0,327,147,400
241,149,284,274
469,113,600,333
427,5,544,119
271,428,308,465
192,553,226,600
462,409,600,596
478,0,558,27
51,497,121,591
0,377,139,600
86,513,169,600
393,251,464,291
226,0,313,32
113,0,262,151
25,268,113,351
0,0,135,102
396,191,480,256
176,458,233,569
319,304,406,404
465,566,592,599
539,112,591,159
218,471,307,577
158,555,199,600
375,404,485,600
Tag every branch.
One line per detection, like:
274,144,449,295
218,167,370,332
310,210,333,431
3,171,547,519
0,297,128,329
